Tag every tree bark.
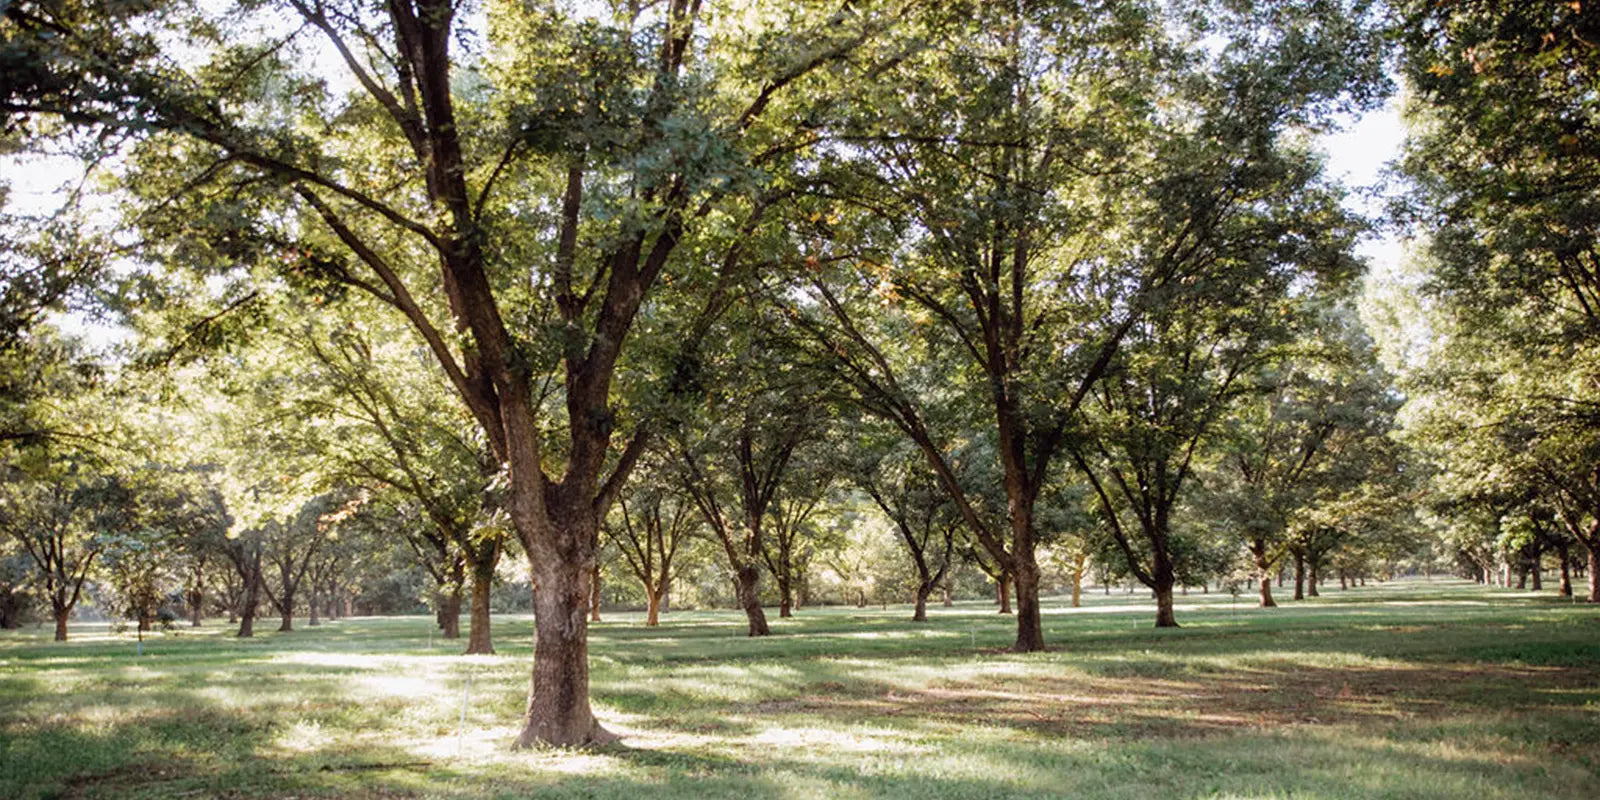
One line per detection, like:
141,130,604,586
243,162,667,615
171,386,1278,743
777,573,793,619
1558,541,1573,596
1531,555,1543,591
1153,554,1179,628
1012,558,1044,649
735,565,770,636
645,588,663,627
1307,557,1321,598
53,606,68,642
188,587,204,627
238,571,260,638
466,556,495,655
514,520,612,749
1252,539,1276,608
996,573,1012,614
1588,545,1599,603
439,586,462,639
588,565,602,623
1293,550,1305,601
308,587,321,626
912,583,930,622
278,589,295,633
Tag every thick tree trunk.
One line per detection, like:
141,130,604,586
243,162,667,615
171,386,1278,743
278,590,295,633
1558,542,1573,596
1012,557,1044,650
238,574,260,638
996,574,1012,614
188,588,204,627
1307,558,1321,598
912,582,931,622
514,541,611,748
466,559,495,655
308,588,321,627
1252,540,1276,608
1153,554,1179,628
53,606,68,642
1588,546,1599,603
777,574,793,619
735,565,769,636
588,565,602,623
645,588,662,627
440,586,462,639
1531,558,1543,591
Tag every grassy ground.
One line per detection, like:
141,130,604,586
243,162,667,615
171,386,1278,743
2,579,1597,799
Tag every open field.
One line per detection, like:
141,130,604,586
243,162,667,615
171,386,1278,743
2,579,1598,799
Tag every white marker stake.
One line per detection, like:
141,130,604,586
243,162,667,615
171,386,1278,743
458,673,472,758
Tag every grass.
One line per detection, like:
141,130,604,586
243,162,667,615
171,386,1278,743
2,578,1598,799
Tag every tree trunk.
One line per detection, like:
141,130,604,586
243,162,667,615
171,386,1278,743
308,587,321,627
1588,546,1599,603
466,558,496,655
1293,550,1306,601
1307,558,1321,598
735,565,769,636
514,524,612,749
53,606,68,642
588,565,602,623
440,586,462,639
645,587,662,627
912,582,931,622
1012,558,1044,650
1153,553,1179,628
777,574,793,619
1558,542,1573,596
942,586,953,607
188,587,204,627
1252,539,1276,608
238,573,260,638
278,590,295,633
996,574,1012,614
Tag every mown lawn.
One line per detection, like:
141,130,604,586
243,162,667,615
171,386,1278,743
2,579,1597,799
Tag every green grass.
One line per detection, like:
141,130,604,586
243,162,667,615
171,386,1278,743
2,579,1598,799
